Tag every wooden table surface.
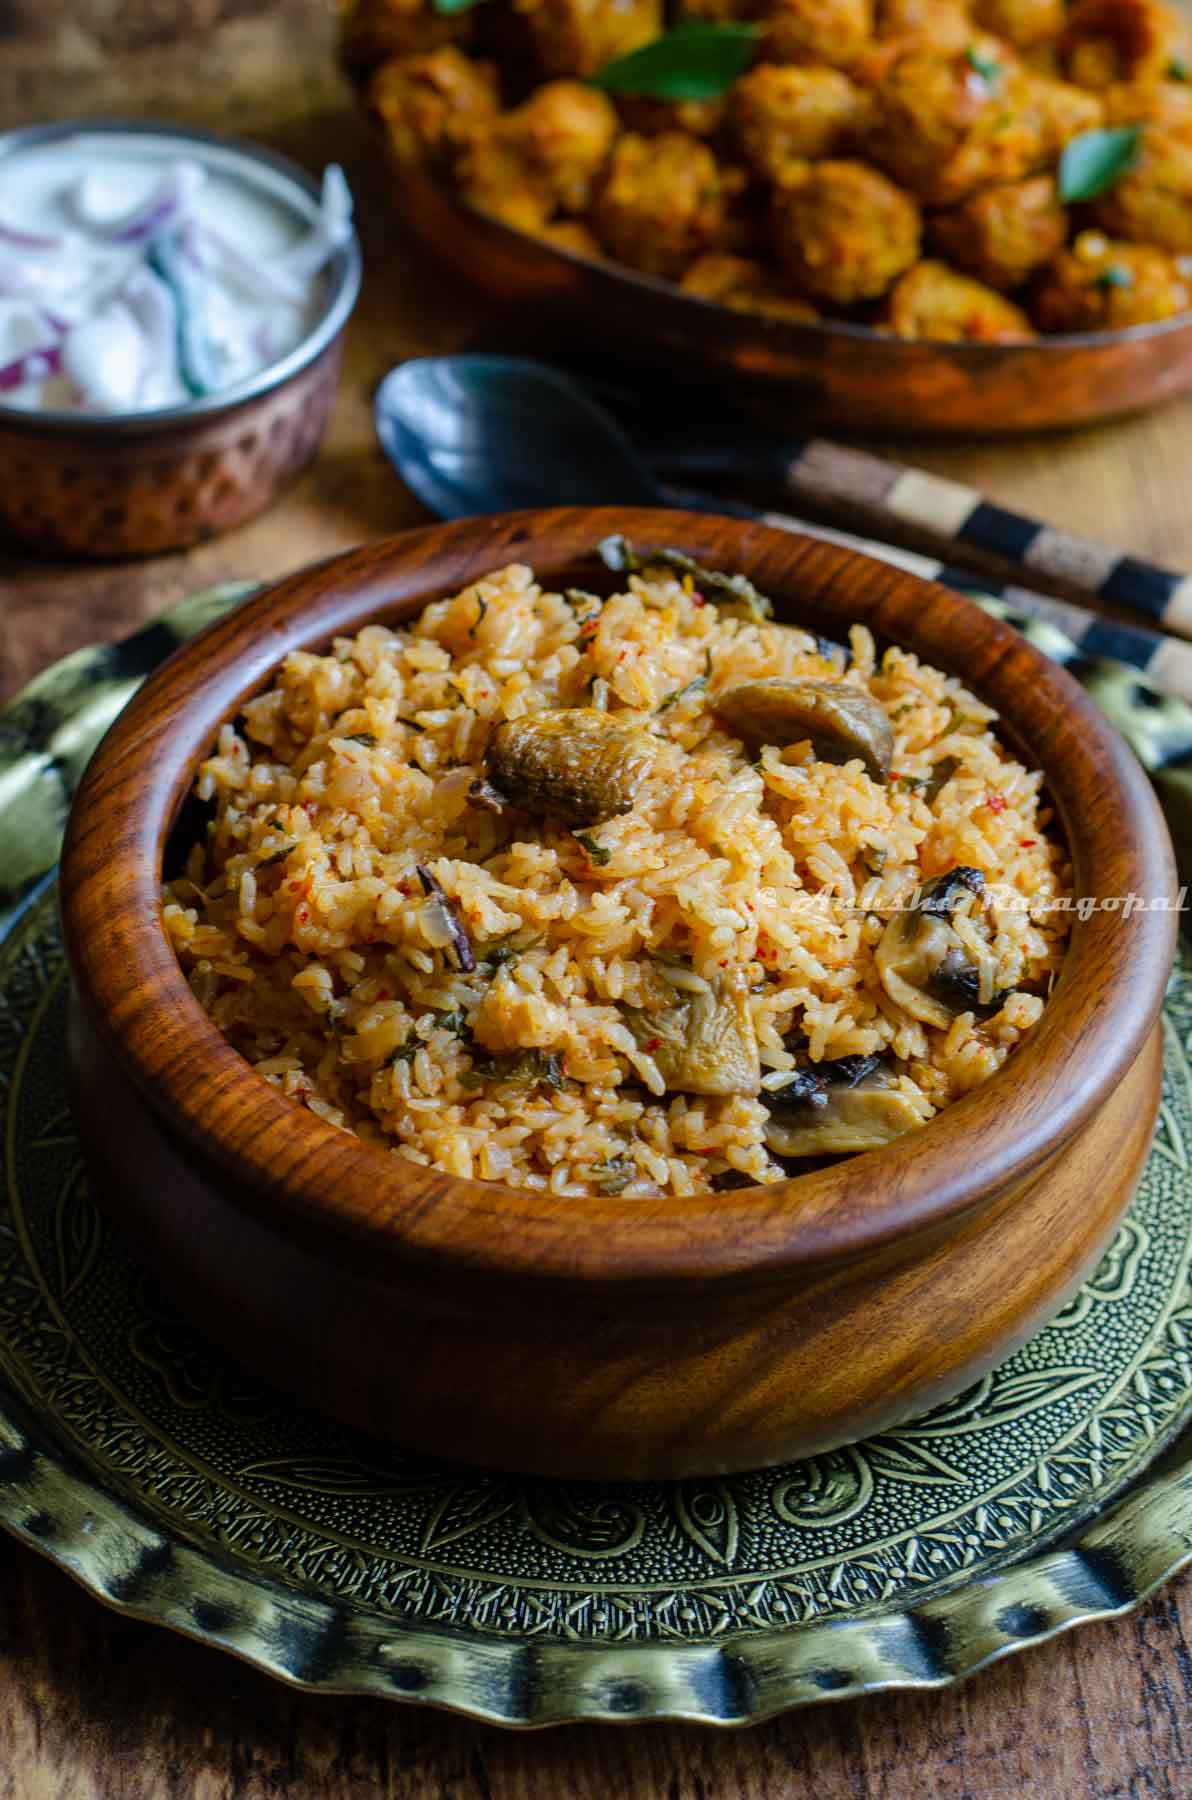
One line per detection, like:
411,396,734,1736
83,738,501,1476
2,6,1192,1795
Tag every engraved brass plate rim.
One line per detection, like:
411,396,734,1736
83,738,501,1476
0,592,1190,1726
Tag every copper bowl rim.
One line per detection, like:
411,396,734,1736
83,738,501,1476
0,117,362,438
59,509,1178,1290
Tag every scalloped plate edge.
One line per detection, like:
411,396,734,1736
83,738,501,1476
1,1379,1190,1726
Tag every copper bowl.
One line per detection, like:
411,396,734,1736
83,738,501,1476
58,510,1177,1479
393,166,1192,436
0,121,362,559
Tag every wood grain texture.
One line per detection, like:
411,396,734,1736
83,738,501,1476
2,0,1192,1790
58,513,1175,1477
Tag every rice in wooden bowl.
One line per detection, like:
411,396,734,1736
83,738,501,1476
59,510,1176,1478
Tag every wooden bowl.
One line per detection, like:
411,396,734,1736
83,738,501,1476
0,121,362,559
58,510,1178,1480
395,168,1192,436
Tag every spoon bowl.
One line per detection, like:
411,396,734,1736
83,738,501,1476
374,355,660,519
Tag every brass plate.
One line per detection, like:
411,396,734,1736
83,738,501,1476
0,587,1190,1725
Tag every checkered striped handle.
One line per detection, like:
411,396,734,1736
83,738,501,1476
780,439,1192,640
660,481,1192,705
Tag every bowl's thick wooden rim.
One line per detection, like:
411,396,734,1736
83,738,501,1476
59,509,1177,1288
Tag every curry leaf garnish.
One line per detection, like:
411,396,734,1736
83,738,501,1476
432,1006,473,1041
345,732,376,746
469,595,488,637
589,1155,637,1194
466,1047,566,1089
657,674,708,713
432,0,486,13
964,44,1001,85
573,830,612,866
597,536,773,622
481,931,543,970
589,22,760,103
385,1033,423,1067
1170,54,1189,81
923,754,961,802
1058,126,1141,203
1095,263,1134,289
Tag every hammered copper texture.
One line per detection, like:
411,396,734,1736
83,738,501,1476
0,341,343,558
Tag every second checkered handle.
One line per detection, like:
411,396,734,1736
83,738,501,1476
652,436,1192,642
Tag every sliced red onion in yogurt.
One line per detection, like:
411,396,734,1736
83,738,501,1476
70,158,206,243
0,220,62,251
0,338,62,393
0,134,353,415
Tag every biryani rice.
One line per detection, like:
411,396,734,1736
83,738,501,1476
163,560,1072,1196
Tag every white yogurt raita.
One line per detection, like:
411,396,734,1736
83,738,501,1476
0,131,353,415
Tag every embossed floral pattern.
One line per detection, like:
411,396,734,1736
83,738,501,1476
1,889,1191,1650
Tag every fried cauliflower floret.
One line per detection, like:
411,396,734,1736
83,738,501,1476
1059,0,1190,89
680,252,820,320
514,0,663,78
1031,228,1191,326
1105,78,1192,141
771,160,921,303
974,0,1064,51
857,0,973,90
1020,70,1106,154
729,65,870,181
875,0,973,50
503,80,619,214
1089,128,1192,251
366,48,498,170
929,174,1067,288
591,133,746,279
339,0,468,77
455,132,555,234
765,0,875,69
883,259,1037,336
868,41,1060,205
616,97,727,138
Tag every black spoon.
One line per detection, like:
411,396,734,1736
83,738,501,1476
374,353,661,518
372,354,1187,696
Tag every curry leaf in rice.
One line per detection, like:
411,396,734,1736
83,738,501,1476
657,675,708,713
588,1156,637,1194
596,536,773,622
465,1048,566,1090
167,551,1070,1199
572,830,612,866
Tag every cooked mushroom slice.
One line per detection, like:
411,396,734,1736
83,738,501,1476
763,1057,922,1158
468,777,507,814
484,708,657,826
713,677,894,783
623,971,761,1096
926,946,1012,1021
916,865,986,916
596,535,774,623
876,865,1004,1028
